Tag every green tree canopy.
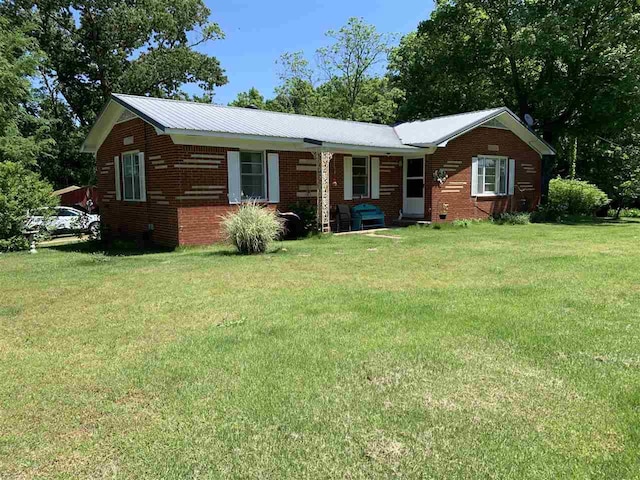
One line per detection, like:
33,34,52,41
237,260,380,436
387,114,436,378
257,18,401,124
579,128,640,212
11,0,228,127
1,0,227,188
316,17,396,121
0,17,53,167
229,87,266,109
0,161,57,251
390,0,640,145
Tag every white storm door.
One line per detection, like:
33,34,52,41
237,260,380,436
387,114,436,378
403,157,425,217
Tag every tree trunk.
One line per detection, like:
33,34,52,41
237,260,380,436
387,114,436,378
568,136,577,179
542,123,554,146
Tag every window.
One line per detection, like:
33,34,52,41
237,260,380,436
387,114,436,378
240,151,266,199
352,157,369,197
476,156,508,195
122,152,144,201
57,208,80,217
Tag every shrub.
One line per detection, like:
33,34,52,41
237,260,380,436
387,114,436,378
0,162,56,252
288,201,317,234
0,236,29,252
222,201,284,254
530,205,554,223
493,212,531,225
452,219,472,228
608,207,640,218
547,178,609,216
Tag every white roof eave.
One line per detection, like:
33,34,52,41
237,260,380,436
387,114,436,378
167,129,425,154
429,108,509,148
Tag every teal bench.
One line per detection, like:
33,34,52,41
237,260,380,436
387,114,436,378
351,204,385,230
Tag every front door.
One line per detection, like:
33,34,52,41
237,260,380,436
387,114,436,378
403,157,425,217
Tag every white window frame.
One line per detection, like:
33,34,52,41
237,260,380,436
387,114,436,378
121,150,145,202
240,150,267,201
351,156,370,199
476,155,508,196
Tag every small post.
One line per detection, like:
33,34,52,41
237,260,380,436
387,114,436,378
24,231,37,254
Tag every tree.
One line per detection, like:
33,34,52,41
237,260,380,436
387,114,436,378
16,0,228,126
0,161,56,251
265,79,319,115
390,0,640,146
0,17,53,167
316,17,397,121
229,88,266,109
268,18,399,123
580,130,640,216
2,0,227,187
35,95,95,188
264,52,319,115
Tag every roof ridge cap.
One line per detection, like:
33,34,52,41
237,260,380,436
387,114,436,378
398,107,506,125
112,93,395,130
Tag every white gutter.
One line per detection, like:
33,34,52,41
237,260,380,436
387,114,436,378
164,129,422,154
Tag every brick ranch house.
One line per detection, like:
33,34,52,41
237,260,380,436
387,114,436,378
81,94,555,247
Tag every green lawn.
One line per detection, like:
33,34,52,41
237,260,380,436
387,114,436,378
1,221,640,478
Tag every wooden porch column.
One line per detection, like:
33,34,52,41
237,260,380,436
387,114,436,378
315,150,333,233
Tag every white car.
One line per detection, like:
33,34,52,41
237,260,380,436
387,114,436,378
26,206,100,238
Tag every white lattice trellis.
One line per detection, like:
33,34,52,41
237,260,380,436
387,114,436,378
314,151,333,233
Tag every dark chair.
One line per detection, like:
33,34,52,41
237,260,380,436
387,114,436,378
336,204,351,232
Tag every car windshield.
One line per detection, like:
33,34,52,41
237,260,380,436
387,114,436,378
57,208,80,217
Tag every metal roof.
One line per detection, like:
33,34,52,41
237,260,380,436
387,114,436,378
52,185,82,196
112,93,416,150
82,94,554,155
393,108,507,146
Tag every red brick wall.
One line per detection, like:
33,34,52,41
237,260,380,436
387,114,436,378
174,150,404,245
328,154,403,222
173,144,233,245
96,118,181,247
426,127,542,222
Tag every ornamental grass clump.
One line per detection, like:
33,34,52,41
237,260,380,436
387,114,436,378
222,201,284,254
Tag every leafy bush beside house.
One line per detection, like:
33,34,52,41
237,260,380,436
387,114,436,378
288,201,317,234
608,207,640,218
0,162,56,251
222,201,284,254
546,178,610,217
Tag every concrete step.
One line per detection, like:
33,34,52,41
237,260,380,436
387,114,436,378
392,218,431,227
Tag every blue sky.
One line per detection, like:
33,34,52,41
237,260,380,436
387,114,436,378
197,0,434,105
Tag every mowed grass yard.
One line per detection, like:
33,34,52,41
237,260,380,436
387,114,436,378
1,221,640,479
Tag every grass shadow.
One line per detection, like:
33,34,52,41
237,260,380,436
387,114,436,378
46,239,175,257
198,245,293,258
535,216,640,227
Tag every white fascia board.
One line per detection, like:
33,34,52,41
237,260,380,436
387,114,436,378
313,142,424,155
433,108,508,148
494,112,556,156
433,108,555,156
81,101,126,153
